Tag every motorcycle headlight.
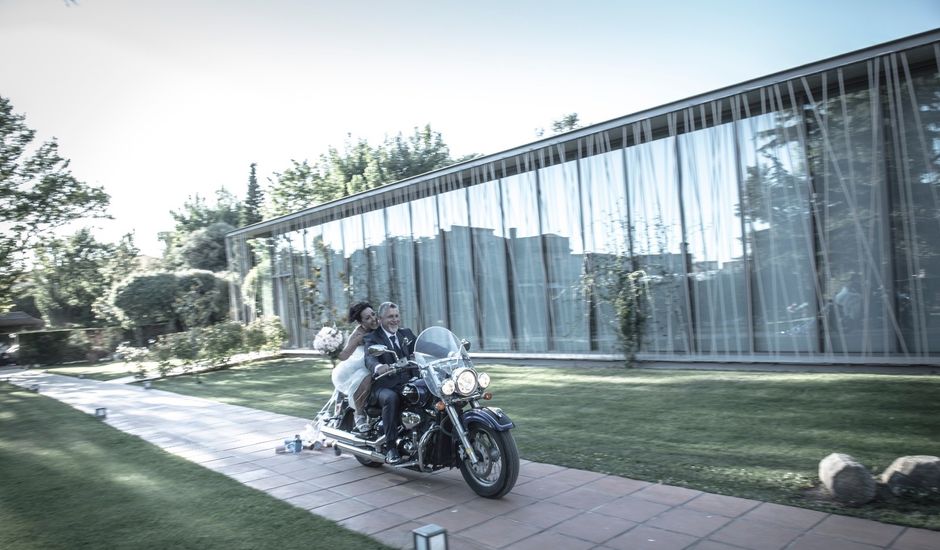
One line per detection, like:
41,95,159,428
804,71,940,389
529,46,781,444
454,367,477,395
477,372,490,389
441,379,456,395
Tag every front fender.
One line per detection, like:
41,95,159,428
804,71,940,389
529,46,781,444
461,407,514,432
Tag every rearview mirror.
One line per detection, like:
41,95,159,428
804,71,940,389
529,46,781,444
461,339,471,351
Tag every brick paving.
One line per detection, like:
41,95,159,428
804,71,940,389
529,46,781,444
4,368,938,550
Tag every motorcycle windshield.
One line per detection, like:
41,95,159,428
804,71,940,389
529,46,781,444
414,326,468,398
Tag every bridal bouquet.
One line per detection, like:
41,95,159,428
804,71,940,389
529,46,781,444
313,326,344,365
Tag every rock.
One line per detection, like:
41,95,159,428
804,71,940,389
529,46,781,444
879,455,940,497
819,453,876,505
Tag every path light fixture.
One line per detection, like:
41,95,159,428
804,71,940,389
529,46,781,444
94,407,107,419
143,381,152,389
413,523,447,550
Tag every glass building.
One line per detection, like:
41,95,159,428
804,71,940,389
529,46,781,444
227,30,940,366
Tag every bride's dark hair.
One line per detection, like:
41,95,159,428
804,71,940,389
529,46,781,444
348,301,373,324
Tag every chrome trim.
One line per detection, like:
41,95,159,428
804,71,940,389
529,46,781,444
416,425,440,472
446,405,478,464
333,441,386,463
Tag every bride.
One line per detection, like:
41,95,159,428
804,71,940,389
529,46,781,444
331,301,379,432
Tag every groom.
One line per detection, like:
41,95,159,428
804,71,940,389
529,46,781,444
363,301,417,463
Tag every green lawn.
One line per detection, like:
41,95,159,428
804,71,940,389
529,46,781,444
0,382,392,550
148,357,940,529
42,360,143,381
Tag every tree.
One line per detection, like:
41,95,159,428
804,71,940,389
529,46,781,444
536,112,583,137
31,229,139,327
110,270,229,332
264,124,459,218
169,188,240,233
0,95,110,310
161,188,241,269
239,163,263,227
178,222,235,272
264,159,332,218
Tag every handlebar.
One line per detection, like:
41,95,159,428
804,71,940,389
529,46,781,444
373,358,417,381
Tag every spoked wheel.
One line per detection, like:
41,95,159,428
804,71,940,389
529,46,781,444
458,424,519,499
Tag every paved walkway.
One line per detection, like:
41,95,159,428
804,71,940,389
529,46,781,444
2,368,937,550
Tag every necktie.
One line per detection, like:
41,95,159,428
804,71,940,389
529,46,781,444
390,334,402,357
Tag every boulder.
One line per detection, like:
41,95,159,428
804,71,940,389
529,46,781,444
819,453,876,505
879,455,940,497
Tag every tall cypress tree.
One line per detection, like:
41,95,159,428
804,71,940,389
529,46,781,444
239,162,263,226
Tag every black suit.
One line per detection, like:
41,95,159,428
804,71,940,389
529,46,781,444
364,327,417,451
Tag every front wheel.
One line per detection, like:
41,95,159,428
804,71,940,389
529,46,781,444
458,424,519,499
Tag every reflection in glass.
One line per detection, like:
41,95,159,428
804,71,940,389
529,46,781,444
737,104,817,355
362,209,391,308
627,127,691,353
806,80,892,354
679,112,748,353
412,196,447,328
502,172,548,351
386,202,419,329
438,188,478,342
468,180,512,350
886,62,940,354
541,161,588,351
320,219,349,323
580,150,626,351
342,216,368,305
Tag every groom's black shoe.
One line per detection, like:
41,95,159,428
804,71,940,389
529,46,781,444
385,448,401,464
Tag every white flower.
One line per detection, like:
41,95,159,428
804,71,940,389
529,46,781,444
313,326,344,356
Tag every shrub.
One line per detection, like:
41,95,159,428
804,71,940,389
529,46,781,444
15,327,124,366
16,330,72,365
198,322,245,367
115,342,150,379
112,272,180,328
244,317,286,352
149,331,199,376
110,270,229,333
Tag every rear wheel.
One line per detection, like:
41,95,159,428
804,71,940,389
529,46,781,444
458,424,519,499
336,405,384,468
355,454,384,467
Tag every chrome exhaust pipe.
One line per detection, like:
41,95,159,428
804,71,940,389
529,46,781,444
333,441,387,463
320,425,368,446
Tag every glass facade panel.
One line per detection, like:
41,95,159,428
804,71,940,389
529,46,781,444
386,202,420,329
302,226,330,333
679,111,748,353
362,209,391,308
320,219,349,322
342,216,368,304
886,58,940,354
540,161,589,351
502,171,548,351
580,150,627,351
737,105,817,355
807,79,893,354
412,196,446,328
467,179,512,351
438,188,478,342
627,129,691,353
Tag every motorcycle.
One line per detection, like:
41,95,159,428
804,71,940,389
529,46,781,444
315,326,519,499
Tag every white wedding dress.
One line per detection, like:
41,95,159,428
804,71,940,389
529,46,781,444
330,345,370,408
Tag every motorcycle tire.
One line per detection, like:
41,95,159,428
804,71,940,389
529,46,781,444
458,424,520,499
355,455,384,468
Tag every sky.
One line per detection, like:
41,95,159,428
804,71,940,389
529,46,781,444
1,0,939,257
